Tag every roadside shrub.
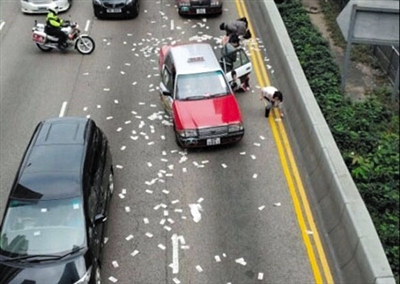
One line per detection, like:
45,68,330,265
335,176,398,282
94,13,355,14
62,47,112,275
278,0,399,281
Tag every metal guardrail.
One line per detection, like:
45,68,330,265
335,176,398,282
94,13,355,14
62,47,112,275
373,45,399,85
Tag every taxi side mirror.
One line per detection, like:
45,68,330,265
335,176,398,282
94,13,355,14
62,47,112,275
160,82,171,97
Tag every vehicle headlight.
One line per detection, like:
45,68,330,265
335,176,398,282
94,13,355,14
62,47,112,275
93,0,102,5
74,266,92,284
228,123,243,133
178,129,198,138
210,0,220,6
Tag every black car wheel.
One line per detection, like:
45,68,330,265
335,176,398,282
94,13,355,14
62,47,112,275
92,263,101,284
130,0,139,18
108,171,114,196
94,9,101,19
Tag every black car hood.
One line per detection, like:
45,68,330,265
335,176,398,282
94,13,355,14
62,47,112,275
0,255,87,284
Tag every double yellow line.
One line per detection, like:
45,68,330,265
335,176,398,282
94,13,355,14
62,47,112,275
235,1,334,283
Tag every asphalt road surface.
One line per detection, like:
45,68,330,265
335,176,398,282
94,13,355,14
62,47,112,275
0,1,317,283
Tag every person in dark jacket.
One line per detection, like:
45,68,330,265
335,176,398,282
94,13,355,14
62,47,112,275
220,34,240,72
220,17,251,39
45,3,68,49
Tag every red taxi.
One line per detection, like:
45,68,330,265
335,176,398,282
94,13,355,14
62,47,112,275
158,43,244,148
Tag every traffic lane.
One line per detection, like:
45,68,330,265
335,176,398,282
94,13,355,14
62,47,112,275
0,0,22,39
0,0,99,200
0,0,314,282
64,25,313,284
0,12,96,217
97,129,314,283
0,0,108,216
62,11,177,283
167,145,313,283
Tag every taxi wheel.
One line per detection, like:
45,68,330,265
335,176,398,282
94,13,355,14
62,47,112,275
173,126,184,148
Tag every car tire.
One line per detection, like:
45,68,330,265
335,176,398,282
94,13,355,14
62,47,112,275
130,0,139,18
108,170,114,196
92,263,101,284
174,132,184,149
94,10,101,19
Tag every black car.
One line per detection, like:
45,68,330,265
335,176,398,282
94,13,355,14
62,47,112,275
176,0,223,16
93,0,139,19
0,117,114,284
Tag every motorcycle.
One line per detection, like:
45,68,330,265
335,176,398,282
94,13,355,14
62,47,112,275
32,20,95,55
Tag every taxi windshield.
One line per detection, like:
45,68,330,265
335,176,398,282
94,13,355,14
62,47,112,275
0,197,86,257
176,71,230,100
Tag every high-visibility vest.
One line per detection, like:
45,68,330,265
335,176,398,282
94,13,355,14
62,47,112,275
46,12,63,28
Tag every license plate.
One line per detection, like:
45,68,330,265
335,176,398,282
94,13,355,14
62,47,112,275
107,8,122,13
206,138,220,146
196,8,206,14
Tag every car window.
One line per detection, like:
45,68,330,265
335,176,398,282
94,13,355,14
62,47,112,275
232,49,250,69
0,198,86,257
162,67,174,92
175,71,230,100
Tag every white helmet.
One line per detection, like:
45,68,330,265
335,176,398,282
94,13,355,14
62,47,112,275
48,2,59,14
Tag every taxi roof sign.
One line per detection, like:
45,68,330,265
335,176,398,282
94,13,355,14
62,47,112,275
187,56,204,63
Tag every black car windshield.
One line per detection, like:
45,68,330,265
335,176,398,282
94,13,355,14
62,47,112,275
0,197,86,257
175,71,230,100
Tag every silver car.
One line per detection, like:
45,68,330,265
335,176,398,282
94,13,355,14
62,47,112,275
21,0,71,14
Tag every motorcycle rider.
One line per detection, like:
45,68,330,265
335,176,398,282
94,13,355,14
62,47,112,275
45,3,68,49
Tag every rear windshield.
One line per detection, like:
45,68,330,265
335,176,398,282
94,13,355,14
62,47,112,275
176,71,230,100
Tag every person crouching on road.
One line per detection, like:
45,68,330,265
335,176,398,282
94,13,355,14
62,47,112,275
259,86,284,118
220,17,252,40
230,70,250,93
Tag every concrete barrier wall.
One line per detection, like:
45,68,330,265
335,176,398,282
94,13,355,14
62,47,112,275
249,0,395,283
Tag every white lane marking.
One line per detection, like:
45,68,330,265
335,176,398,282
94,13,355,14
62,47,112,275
172,234,179,274
59,101,68,117
178,235,185,245
171,234,184,274
171,19,174,30
0,21,5,31
85,20,90,32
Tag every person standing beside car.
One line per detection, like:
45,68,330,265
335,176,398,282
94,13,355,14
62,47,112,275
259,86,284,118
221,34,240,72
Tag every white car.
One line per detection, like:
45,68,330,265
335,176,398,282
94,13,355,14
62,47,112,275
21,0,71,14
